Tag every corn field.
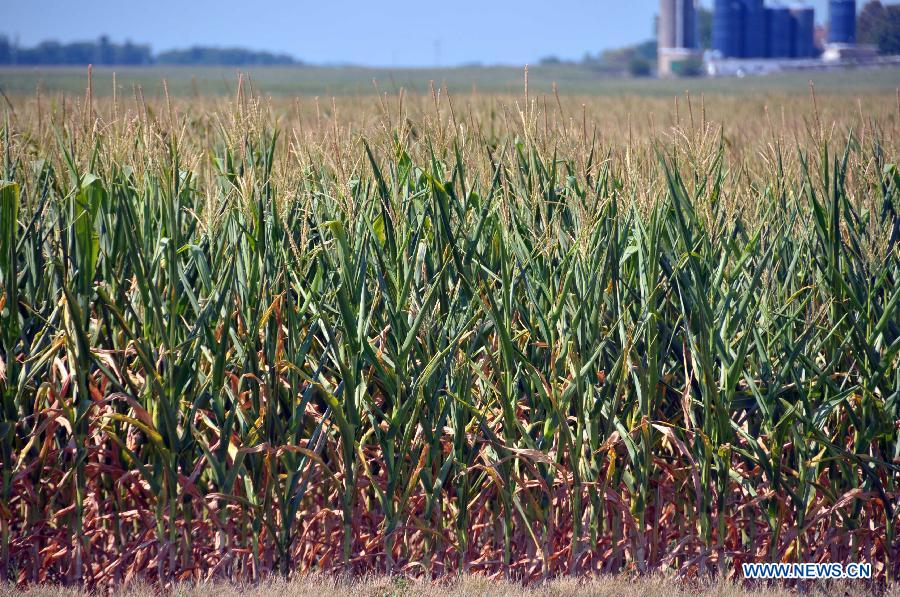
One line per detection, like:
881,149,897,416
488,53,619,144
0,80,898,589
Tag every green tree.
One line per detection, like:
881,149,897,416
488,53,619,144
858,1,900,54
629,57,652,77
672,56,705,77
0,37,10,64
698,7,713,49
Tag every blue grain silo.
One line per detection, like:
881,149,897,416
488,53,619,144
744,0,768,58
791,6,816,58
828,0,856,44
767,5,795,58
713,0,745,57
681,0,698,49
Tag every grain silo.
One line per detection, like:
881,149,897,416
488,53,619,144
828,0,856,44
713,0,745,58
659,0,697,50
767,5,795,58
744,0,768,58
659,0,678,50
680,0,697,49
791,6,816,58
658,0,701,76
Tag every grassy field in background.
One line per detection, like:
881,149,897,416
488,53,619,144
2,64,900,97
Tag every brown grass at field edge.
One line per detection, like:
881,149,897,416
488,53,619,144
1,574,898,597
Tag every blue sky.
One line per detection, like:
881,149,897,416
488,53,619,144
0,0,883,67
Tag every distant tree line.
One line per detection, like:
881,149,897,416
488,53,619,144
539,40,658,78
0,36,152,65
156,47,297,66
0,35,301,66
